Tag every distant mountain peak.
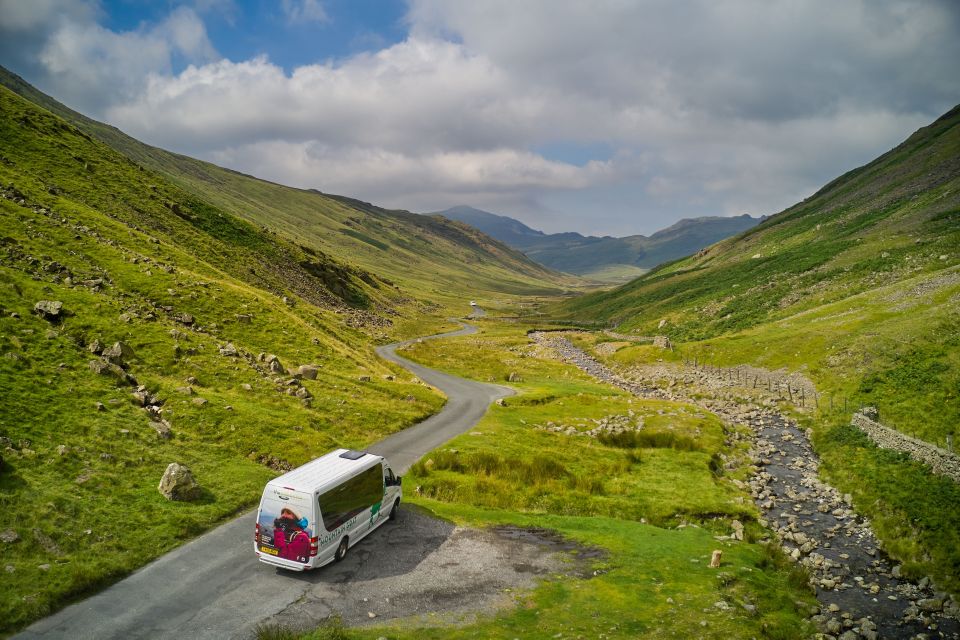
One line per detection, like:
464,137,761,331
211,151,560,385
435,206,763,282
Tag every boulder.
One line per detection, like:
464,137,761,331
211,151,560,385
266,355,284,373
218,342,238,357
860,406,879,422
150,421,173,440
33,300,63,320
297,364,320,380
89,359,135,385
358,375,371,382
102,341,135,365
87,339,103,354
235,314,252,324
507,371,522,382
653,335,673,350
157,463,201,501
172,312,194,326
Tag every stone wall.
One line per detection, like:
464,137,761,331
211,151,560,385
851,411,960,483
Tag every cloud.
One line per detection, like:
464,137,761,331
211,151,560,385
281,0,328,24
1,1,218,115
4,1,959,235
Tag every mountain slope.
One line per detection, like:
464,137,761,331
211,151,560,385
0,77,465,634
436,205,761,281
551,105,960,593
0,66,580,307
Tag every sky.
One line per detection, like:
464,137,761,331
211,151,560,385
1,1,959,236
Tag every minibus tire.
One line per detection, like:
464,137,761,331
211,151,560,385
389,499,400,520
335,537,348,562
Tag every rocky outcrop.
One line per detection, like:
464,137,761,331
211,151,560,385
158,463,201,501
852,410,960,483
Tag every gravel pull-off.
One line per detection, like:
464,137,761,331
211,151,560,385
530,332,960,640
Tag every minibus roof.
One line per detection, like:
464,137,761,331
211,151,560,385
266,449,382,495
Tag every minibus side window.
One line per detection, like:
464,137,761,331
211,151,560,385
317,465,385,531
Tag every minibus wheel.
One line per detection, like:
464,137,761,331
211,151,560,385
389,499,400,520
335,537,348,562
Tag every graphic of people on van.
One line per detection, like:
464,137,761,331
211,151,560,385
273,508,311,563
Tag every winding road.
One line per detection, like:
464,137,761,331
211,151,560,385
17,319,512,640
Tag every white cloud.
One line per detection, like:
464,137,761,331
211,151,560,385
5,0,959,235
2,2,218,115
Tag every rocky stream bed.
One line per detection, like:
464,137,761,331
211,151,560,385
530,332,960,640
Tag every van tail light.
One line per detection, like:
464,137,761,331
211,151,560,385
255,522,260,543
310,536,319,557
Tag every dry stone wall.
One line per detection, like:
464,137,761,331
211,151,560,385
851,410,960,483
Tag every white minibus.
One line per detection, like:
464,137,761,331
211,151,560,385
254,449,402,571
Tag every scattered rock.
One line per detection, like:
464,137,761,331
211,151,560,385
38,564,51,572
297,365,320,380
192,397,208,406
56,445,69,456
95,402,105,411
507,371,522,382
358,375,371,382
219,342,238,357
240,383,252,391
157,463,201,501
33,300,63,320
172,312,194,326
101,341,135,366
295,387,312,399
235,314,252,324
266,355,284,373
150,421,173,439
709,549,722,568
653,335,672,350
88,339,103,354
0,529,19,543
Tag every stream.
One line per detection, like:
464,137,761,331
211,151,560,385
531,332,959,640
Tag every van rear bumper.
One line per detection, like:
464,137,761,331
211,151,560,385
256,552,312,572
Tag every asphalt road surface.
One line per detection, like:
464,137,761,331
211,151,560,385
17,320,513,640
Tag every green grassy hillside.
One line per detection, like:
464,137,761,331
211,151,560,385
551,105,960,593
0,76,500,633
0,66,579,308
555,104,960,443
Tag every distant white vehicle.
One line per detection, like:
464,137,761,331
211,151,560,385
470,301,477,306
255,449,402,571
